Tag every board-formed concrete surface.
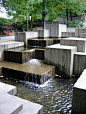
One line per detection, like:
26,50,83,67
72,69,86,114
37,29,49,38
45,44,77,77
60,37,86,52
75,28,86,37
73,52,86,76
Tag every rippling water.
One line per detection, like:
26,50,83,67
0,76,78,114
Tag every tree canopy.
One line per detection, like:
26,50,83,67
2,0,86,27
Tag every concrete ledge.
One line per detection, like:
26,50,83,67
72,69,86,114
73,52,86,76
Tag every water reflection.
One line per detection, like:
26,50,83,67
0,76,77,114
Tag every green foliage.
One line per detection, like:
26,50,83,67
69,20,84,27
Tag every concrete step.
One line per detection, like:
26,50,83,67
0,93,23,114
0,60,55,84
0,82,17,95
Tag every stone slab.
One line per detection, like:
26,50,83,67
45,44,77,77
72,69,86,114
60,37,86,52
73,52,86,76
0,93,23,114
0,60,55,84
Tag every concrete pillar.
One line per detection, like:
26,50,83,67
45,44,77,77
72,69,86,114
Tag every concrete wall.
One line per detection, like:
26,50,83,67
60,38,86,52
72,69,86,114
80,33,86,38
45,44,77,77
73,52,86,76
15,32,38,46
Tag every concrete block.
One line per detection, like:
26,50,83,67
73,52,86,76
67,28,75,32
45,44,77,77
45,21,66,37
72,69,86,114
1,61,55,84
75,28,86,37
0,94,23,114
35,49,45,60
61,32,75,37
80,33,86,38
28,39,53,48
15,32,38,46
0,82,17,95
37,29,49,38
60,37,86,52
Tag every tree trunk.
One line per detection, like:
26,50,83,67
70,11,72,21
31,16,33,31
42,12,46,29
66,9,69,27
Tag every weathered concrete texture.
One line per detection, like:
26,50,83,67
60,37,86,52
0,61,55,84
28,39,53,48
35,49,45,60
0,93,23,114
0,41,24,62
73,52,86,76
37,29,49,38
66,28,75,32
45,44,77,77
75,28,86,37
15,32,38,46
0,82,17,95
4,49,35,63
61,32,75,37
80,33,86,38
72,69,86,114
45,21,66,37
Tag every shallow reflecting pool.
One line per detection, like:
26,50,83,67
0,76,78,114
